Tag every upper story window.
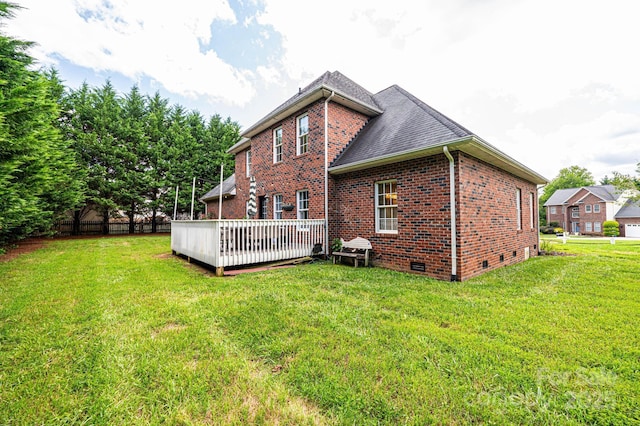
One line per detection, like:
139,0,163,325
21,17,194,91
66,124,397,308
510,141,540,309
593,204,601,213
571,207,579,218
376,180,398,233
274,194,283,219
297,114,308,155
550,206,557,214
246,149,252,177
273,127,283,163
297,190,309,220
585,204,592,213
516,188,522,230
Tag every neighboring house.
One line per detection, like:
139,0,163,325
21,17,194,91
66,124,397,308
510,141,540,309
544,185,640,237
202,71,547,281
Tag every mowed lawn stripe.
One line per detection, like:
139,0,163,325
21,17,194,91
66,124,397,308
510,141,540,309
1,236,638,424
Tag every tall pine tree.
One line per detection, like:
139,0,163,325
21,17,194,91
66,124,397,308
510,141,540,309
0,2,83,247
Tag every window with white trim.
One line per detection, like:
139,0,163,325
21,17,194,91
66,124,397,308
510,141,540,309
594,222,601,232
274,194,283,219
273,127,282,163
246,149,252,177
550,206,557,214
585,222,593,232
593,204,600,213
571,207,579,218
296,114,308,155
585,204,592,213
376,180,398,233
297,190,309,220
529,192,534,229
516,188,522,230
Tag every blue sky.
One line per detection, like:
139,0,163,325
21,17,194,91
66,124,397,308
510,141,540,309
6,0,640,182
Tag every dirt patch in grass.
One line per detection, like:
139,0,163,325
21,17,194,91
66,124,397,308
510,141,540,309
0,238,49,262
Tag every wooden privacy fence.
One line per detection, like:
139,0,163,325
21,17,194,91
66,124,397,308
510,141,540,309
53,220,171,236
171,219,325,275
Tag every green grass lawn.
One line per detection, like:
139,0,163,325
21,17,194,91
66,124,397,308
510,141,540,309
1,236,638,424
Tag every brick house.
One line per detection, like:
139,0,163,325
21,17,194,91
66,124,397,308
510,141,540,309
544,185,640,237
201,71,547,281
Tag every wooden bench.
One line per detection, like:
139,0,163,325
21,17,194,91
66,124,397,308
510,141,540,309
332,237,372,267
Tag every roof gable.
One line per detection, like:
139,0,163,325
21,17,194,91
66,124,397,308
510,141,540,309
544,185,619,206
240,71,382,139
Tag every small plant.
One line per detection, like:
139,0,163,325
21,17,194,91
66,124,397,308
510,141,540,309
331,238,342,254
540,239,553,253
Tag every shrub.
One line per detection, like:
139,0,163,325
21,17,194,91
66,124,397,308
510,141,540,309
554,227,564,234
549,221,559,227
603,220,620,237
540,226,555,234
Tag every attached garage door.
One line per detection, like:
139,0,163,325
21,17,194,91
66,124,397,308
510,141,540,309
625,223,640,238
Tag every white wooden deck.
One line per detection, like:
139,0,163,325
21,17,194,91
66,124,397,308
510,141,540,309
171,219,325,275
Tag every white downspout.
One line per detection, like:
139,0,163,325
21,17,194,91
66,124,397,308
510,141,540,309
443,146,457,281
324,91,335,257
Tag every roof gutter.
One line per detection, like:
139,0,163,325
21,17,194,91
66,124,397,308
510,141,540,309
443,146,458,281
324,91,336,256
328,136,472,175
328,136,548,185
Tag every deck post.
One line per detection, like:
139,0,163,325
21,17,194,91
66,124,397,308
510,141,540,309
215,266,224,277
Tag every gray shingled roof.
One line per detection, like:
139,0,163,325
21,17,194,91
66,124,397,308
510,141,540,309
241,71,380,138
544,185,619,206
615,199,640,218
200,174,236,201
300,70,379,110
331,85,473,167
543,188,580,206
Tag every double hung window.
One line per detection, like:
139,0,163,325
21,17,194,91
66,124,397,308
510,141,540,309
297,114,308,155
297,190,309,220
273,127,282,163
274,194,283,219
376,180,398,233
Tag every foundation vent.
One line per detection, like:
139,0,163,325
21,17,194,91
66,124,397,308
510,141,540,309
410,261,426,272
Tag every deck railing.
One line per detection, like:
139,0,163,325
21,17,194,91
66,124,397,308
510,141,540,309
171,219,325,273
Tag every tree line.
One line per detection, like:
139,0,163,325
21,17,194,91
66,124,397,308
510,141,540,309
0,2,239,249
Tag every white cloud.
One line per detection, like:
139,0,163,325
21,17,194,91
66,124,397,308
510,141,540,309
257,0,640,181
504,111,640,181
8,0,256,105
6,0,640,181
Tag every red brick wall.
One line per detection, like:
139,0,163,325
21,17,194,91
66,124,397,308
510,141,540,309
330,151,540,281
457,153,539,280
221,100,369,220
330,154,453,280
205,196,244,219
546,206,565,228
327,103,369,162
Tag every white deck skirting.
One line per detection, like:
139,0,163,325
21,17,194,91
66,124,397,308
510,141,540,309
171,219,325,274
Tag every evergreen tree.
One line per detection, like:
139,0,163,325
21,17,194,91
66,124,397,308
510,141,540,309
0,2,83,247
